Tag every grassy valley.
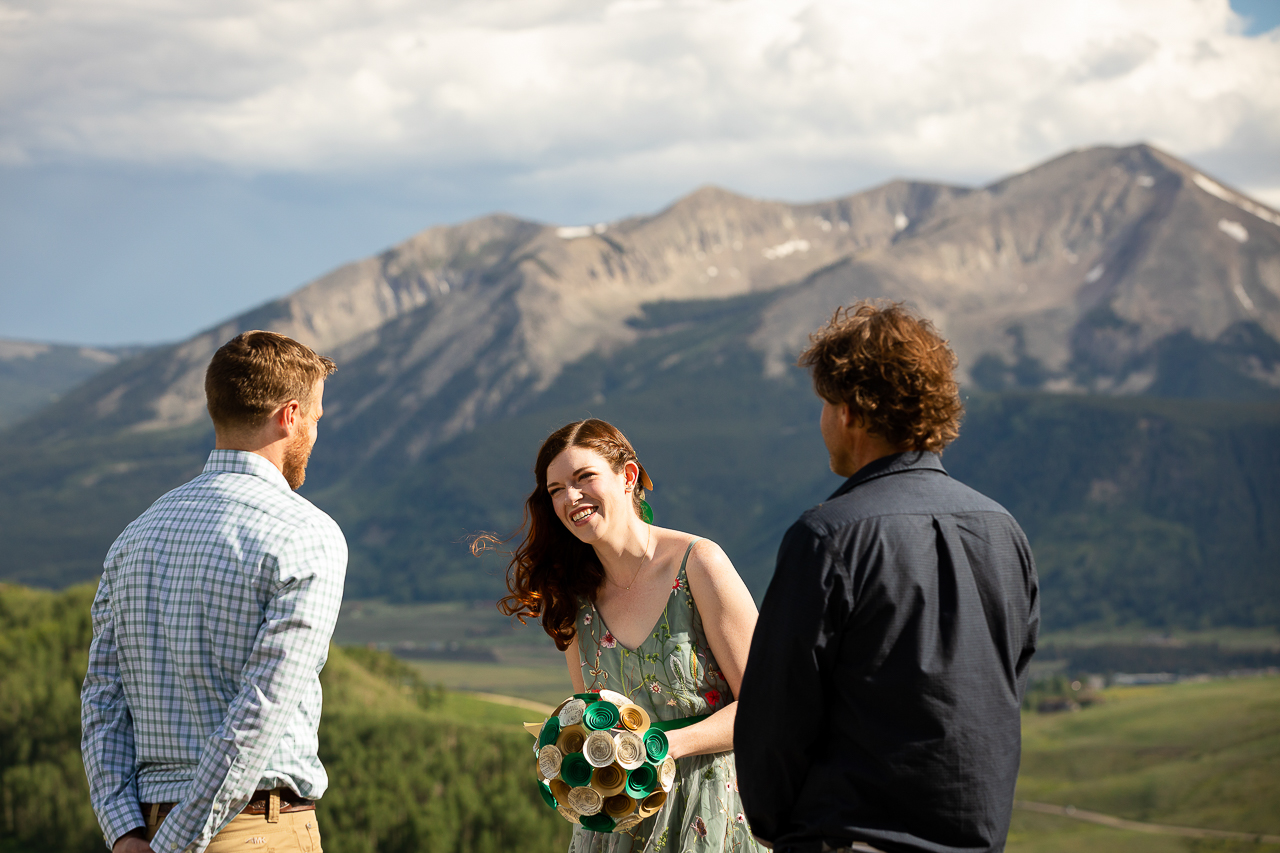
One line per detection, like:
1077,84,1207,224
1011,676,1280,852
5,582,1279,853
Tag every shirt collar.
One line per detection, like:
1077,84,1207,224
827,450,948,501
203,449,293,493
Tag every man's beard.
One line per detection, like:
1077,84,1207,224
282,430,313,490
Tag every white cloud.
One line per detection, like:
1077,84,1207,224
0,0,1278,198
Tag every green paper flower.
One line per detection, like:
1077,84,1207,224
561,753,594,787
643,728,669,762
538,781,558,809
625,763,658,799
583,700,620,731
580,813,617,833
539,716,561,748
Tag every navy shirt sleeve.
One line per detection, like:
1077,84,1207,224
735,518,846,845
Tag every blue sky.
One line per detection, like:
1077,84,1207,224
2,0,1278,346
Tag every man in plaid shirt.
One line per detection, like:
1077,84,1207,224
81,331,347,853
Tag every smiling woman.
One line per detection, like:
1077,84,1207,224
475,418,766,853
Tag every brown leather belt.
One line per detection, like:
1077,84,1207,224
142,788,315,822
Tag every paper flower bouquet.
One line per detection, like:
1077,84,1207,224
527,689,684,833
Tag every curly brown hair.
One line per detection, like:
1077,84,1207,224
480,419,653,651
798,301,963,453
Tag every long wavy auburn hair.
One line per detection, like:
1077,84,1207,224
799,301,964,453
485,419,652,651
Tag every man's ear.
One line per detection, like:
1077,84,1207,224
837,402,859,430
273,400,302,436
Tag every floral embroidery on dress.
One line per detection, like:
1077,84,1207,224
568,540,763,853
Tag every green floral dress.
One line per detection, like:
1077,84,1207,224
568,540,765,853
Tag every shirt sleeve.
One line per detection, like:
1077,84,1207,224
1014,531,1040,699
81,573,146,849
149,520,347,853
734,519,845,845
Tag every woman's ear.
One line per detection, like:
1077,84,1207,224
622,459,641,491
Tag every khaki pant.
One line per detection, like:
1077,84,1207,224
145,805,322,852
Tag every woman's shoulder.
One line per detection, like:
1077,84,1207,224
650,529,735,582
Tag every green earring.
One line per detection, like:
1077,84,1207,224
640,500,653,524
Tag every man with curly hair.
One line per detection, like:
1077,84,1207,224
735,302,1039,853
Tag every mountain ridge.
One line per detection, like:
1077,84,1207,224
14,143,1279,457
2,142,1278,631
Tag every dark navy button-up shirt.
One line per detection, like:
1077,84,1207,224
735,452,1039,853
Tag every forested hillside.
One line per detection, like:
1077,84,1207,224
2,144,1278,633
0,583,568,853
2,302,1277,630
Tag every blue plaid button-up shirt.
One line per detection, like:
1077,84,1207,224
81,450,347,853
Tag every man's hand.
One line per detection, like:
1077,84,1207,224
112,829,155,853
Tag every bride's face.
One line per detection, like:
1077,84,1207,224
546,445,637,543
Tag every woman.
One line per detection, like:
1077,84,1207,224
497,419,765,853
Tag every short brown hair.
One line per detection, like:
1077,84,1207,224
205,331,336,432
798,301,963,453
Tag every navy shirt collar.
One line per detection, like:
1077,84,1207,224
827,450,948,501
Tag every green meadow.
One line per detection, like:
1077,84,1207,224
4,584,1279,852
1011,676,1280,852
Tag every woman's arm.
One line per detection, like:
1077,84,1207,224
565,633,587,694
665,538,759,759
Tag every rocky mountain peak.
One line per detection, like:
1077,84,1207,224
14,144,1278,453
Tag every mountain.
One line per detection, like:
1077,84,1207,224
1,143,1278,630
0,340,149,428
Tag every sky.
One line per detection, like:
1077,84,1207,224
2,0,1279,346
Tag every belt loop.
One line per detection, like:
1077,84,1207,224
267,789,280,824
149,803,159,825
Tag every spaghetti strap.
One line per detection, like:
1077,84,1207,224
679,537,703,576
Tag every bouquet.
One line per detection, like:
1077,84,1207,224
527,689,681,833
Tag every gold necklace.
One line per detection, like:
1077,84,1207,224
616,522,653,591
